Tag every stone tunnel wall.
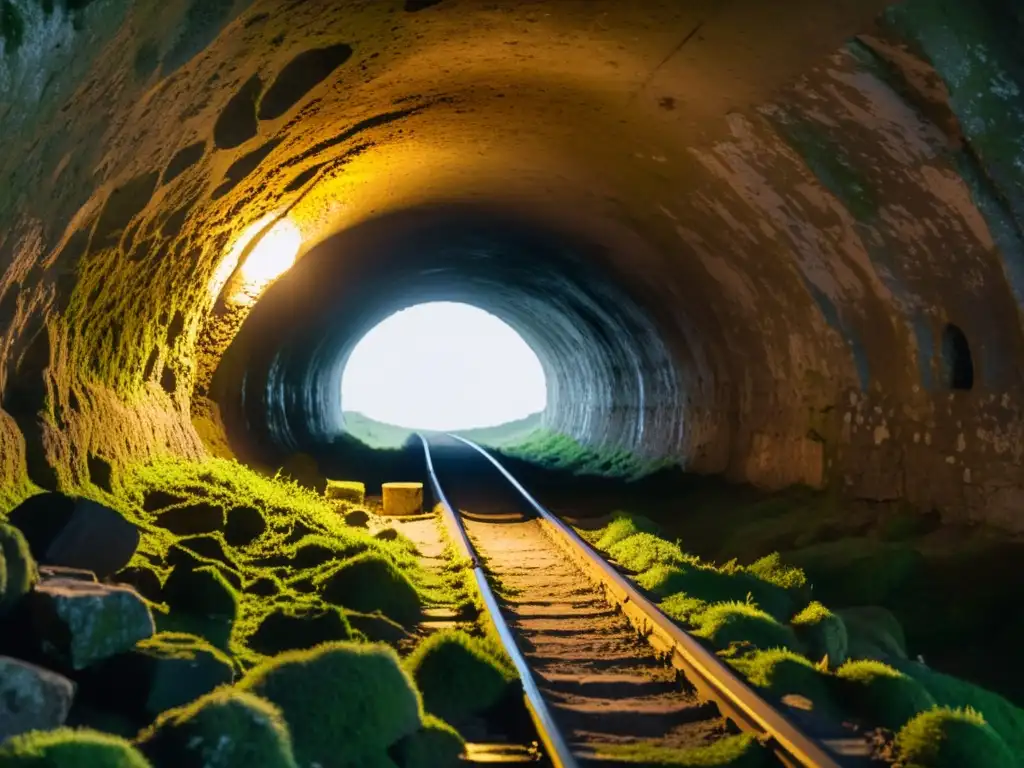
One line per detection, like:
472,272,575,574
0,0,1022,530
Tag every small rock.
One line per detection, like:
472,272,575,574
160,566,238,651
39,565,97,583
41,499,139,578
374,527,399,542
224,506,266,546
248,607,352,656
154,502,225,536
30,579,155,670
0,656,75,741
344,509,370,528
0,524,39,615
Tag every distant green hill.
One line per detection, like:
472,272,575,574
341,411,543,449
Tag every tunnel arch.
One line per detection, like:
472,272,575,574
212,204,689,472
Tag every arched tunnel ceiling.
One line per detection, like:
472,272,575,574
2,0,1024,530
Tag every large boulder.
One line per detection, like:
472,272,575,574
0,656,75,742
8,494,139,579
138,688,297,768
30,579,155,669
0,523,39,615
317,553,421,627
237,642,423,767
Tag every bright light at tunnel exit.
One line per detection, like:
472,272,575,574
341,302,547,431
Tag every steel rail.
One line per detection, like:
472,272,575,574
446,434,857,768
418,434,579,768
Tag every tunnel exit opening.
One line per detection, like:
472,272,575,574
340,302,548,439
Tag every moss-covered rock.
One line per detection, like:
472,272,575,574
838,606,907,661
154,503,225,536
83,632,234,718
835,660,936,731
160,565,238,650
0,523,38,614
692,602,801,654
405,630,513,725
896,707,1016,768
138,688,297,768
30,579,155,669
0,727,152,766
637,561,794,622
317,552,421,627
0,657,75,742
792,602,848,666
327,480,366,505
346,610,410,645
728,649,838,719
606,533,686,572
248,606,353,655
238,641,423,767
592,512,661,551
390,714,464,768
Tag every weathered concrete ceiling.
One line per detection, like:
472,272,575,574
2,0,1024,530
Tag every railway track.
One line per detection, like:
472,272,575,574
420,434,873,768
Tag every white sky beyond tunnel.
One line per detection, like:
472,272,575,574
341,302,548,431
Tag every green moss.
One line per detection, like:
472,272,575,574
391,714,464,768
589,512,661,551
728,649,838,718
692,601,801,654
0,728,152,766
658,592,708,624
247,605,352,656
895,707,1015,768
238,641,423,766
0,522,38,614
133,632,235,715
404,630,515,725
894,660,1024,755
792,602,848,666
326,480,366,504
498,429,668,479
317,552,422,627
636,561,795,622
838,606,907,661
589,733,771,766
607,533,687,572
138,688,297,768
835,660,936,731
745,553,807,594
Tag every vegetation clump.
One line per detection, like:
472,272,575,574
237,641,423,767
390,714,464,768
404,630,514,725
727,649,838,718
0,522,38,614
317,552,422,627
0,727,152,766
895,707,1016,768
691,602,801,654
247,606,352,656
138,688,297,768
590,512,661,551
834,660,936,731
607,533,687,572
791,602,848,666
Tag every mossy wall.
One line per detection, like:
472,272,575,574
0,0,1023,529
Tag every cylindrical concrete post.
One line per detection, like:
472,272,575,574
382,482,424,517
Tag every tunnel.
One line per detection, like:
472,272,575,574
4,0,1024,761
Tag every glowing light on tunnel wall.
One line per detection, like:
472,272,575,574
341,302,547,431
238,219,301,284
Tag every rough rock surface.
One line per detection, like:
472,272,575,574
0,656,76,742
30,579,155,670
